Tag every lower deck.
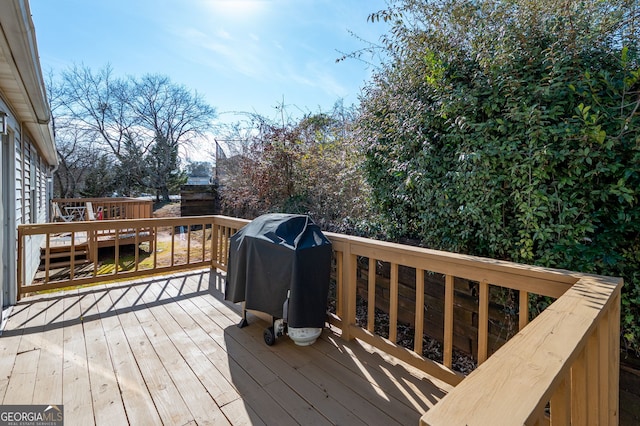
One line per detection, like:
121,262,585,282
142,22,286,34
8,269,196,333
0,269,451,425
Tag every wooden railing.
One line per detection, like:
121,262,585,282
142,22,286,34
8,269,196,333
421,274,621,425
17,215,622,424
324,233,622,425
17,215,245,298
52,197,153,220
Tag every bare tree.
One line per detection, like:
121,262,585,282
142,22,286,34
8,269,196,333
46,70,107,198
60,64,139,158
127,74,216,200
53,125,97,198
53,65,217,200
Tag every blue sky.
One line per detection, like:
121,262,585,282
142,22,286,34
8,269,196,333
30,0,389,131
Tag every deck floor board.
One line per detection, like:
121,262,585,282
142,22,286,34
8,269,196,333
32,296,65,405
97,285,163,425
1,269,451,425
80,288,129,426
62,290,95,425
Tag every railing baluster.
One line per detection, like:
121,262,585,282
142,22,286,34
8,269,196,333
226,226,231,265
170,224,176,267
532,411,550,426
222,225,227,265
217,225,223,265
478,279,489,364
114,228,120,274
70,231,76,280
414,268,424,354
91,229,98,277
152,224,158,269
201,223,206,263
444,274,454,368
134,227,140,272
44,233,51,284
367,257,376,333
519,289,529,330
335,250,343,319
586,329,600,424
218,226,224,265
186,225,192,264
571,349,588,424
550,373,571,425
389,262,398,344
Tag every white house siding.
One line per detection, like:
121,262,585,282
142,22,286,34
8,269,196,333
22,137,47,285
2,123,51,304
0,130,8,309
38,156,48,223
14,136,22,228
0,0,58,308
23,136,30,223
1,126,21,307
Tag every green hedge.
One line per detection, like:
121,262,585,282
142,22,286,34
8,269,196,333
358,0,640,354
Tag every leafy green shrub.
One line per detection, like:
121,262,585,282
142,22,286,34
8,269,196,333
358,0,640,354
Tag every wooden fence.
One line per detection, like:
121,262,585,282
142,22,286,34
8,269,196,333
180,185,220,216
17,214,622,425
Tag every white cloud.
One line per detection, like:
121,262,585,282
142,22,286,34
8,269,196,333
198,0,270,22
217,28,232,40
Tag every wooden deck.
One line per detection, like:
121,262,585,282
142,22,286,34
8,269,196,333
0,269,451,426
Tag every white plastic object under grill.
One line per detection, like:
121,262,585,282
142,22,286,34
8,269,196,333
288,327,322,346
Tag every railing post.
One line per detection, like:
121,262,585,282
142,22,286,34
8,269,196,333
598,311,610,425
335,250,343,319
609,292,621,425
16,227,23,301
341,240,357,341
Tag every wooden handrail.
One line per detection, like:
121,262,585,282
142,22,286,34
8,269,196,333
52,197,153,221
16,214,621,424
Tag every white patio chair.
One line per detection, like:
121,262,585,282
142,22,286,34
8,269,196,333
52,202,73,222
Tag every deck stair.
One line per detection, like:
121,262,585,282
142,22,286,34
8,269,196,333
40,243,92,270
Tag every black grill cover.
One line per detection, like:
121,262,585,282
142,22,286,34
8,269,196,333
225,213,332,328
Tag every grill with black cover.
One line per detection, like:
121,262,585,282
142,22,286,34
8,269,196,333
225,213,332,345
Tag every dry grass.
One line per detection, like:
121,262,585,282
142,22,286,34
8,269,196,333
152,201,181,218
